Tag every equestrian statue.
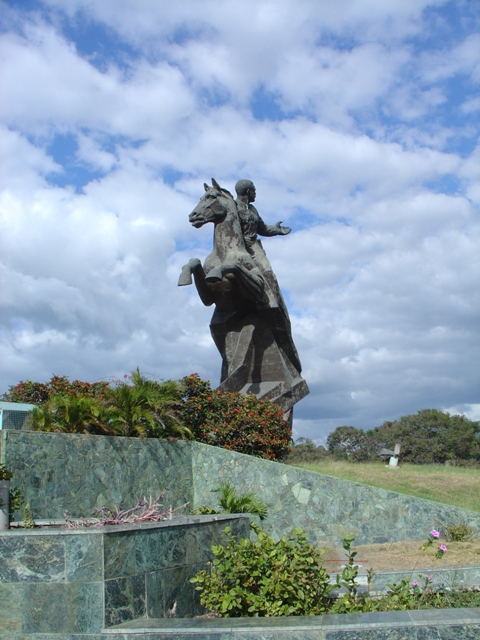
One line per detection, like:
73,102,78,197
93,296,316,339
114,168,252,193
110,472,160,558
178,178,309,423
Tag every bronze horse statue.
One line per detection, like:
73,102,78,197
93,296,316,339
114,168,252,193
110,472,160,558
178,179,266,305
178,179,308,416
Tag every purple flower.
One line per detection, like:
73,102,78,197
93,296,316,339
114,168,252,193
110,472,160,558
412,580,419,587
439,544,447,552
430,529,440,538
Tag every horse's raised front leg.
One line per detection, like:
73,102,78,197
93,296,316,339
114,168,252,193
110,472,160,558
178,258,201,286
178,258,214,306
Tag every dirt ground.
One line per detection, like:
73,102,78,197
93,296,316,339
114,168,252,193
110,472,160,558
324,538,480,572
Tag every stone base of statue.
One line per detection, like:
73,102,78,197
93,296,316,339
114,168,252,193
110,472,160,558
212,307,309,414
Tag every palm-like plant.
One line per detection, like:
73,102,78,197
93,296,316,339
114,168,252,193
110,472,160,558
103,383,157,437
106,369,191,439
194,482,268,520
31,394,108,434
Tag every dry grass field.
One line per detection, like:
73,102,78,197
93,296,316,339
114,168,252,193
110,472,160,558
324,538,480,572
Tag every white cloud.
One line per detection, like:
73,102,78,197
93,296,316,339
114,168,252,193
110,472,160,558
1,0,478,445
444,404,480,423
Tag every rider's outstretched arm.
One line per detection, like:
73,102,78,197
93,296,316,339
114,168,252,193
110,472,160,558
257,216,291,237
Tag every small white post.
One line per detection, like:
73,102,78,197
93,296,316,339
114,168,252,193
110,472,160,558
388,456,398,468
0,480,10,529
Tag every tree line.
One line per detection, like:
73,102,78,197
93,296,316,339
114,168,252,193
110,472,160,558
288,409,480,465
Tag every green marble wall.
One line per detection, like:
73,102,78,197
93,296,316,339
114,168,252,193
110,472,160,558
0,430,193,519
0,515,250,635
191,442,480,546
1,431,479,547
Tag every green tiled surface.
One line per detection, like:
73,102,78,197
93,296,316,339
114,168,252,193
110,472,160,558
2,431,479,547
4,607,474,639
0,430,193,520
191,442,480,546
103,607,480,638
0,516,250,635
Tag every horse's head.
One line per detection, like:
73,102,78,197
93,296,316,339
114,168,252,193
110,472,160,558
189,179,235,228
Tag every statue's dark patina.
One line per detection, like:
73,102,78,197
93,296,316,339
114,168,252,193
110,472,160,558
178,179,309,420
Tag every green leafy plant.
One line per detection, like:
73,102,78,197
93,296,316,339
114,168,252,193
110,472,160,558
191,524,332,617
0,464,13,481
106,369,191,439
380,574,433,610
193,482,268,520
191,524,480,618
31,394,110,434
445,523,474,542
28,369,191,439
22,504,35,529
9,486,25,519
378,527,451,611
329,534,377,614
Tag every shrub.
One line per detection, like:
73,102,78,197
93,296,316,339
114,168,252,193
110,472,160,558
28,370,191,439
180,374,291,460
193,526,480,618
31,394,110,435
191,525,332,617
445,523,474,542
2,371,289,455
105,370,190,439
193,481,268,520
1,375,110,404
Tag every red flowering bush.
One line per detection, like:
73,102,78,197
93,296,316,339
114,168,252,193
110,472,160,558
1,375,110,404
180,374,291,460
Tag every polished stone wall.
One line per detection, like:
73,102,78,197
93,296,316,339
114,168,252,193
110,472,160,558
0,430,193,519
0,514,249,636
1,430,479,546
191,442,480,546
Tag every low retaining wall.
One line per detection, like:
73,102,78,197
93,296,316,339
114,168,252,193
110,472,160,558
0,430,193,519
0,514,249,636
1,430,479,546
192,442,480,545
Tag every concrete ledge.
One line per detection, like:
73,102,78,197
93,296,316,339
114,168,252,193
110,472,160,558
106,607,480,638
3,608,479,639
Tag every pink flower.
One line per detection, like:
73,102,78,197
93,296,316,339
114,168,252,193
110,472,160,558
439,544,447,552
412,580,419,586
430,529,440,538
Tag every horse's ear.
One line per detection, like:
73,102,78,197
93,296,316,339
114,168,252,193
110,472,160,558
212,178,221,191
204,183,209,191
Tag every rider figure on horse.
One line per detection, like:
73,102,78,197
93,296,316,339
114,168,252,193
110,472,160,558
235,179,291,313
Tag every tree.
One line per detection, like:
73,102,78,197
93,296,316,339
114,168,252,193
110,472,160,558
326,426,367,460
287,438,328,464
373,409,480,464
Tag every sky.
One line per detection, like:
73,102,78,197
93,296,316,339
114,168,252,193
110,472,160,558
1,0,479,444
